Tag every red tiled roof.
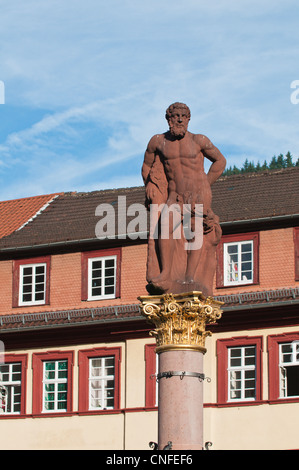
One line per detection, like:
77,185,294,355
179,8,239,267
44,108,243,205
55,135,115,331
212,167,299,223
0,168,298,250
0,193,61,238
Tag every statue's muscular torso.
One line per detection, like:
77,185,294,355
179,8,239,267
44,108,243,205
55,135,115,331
155,131,212,209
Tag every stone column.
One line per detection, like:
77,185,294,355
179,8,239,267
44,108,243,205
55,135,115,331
139,291,223,450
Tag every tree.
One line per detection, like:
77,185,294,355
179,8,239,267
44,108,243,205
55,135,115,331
222,151,297,176
285,151,293,167
261,160,268,170
241,159,249,173
269,156,278,169
276,154,286,169
248,161,255,172
255,162,261,172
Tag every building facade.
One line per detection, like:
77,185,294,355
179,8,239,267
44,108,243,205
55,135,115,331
0,167,298,450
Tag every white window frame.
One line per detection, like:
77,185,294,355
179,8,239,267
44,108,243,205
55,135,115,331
42,360,68,413
279,341,299,399
0,362,22,414
223,240,254,286
88,255,117,300
227,346,256,402
88,356,115,410
19,262,47,306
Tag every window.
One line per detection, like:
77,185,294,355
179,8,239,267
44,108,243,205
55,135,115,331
216,233,259,288
145,344,158,408
217,337,263,404
32,351,73,415
19,263,46,305
268,333,299,402
89,356,115,410
0,363,22,413
279,342,299,398
88,256,116,300
13,257,51,307
42,360,68,412
224,241,253,285
78,347,121,413
0,354,27,416
81,248,121,301
227,345,256,401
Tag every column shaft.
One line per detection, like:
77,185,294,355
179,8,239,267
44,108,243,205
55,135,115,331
158,349,204,450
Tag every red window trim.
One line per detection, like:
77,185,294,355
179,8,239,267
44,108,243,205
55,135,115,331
81,247,121,301
216,232,259,288
216,336,263,405
0,354,28,417
294,227,299,281
78,347,121,413
12,256,51,307
32,350,74,415
145,344,157,408
268,332,299,403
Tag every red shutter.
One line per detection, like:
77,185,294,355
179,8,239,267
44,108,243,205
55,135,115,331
216,241,224,288
81,252,89,301
12,260,20,308
81,247,122,301
32,351,74,415
217,336,263,404
12,256,51,307
216,232,259,289
78,347,121,412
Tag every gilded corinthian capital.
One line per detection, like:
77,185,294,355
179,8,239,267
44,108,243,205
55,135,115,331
139,291,223,353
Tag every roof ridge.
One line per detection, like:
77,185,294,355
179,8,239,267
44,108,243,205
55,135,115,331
0,192,63,205
62,186,145,198
1,168,297,203
0,167,298,249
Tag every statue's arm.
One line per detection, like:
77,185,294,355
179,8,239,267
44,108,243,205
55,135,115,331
142,135,161,201
142,138,156,184
199,135,226,185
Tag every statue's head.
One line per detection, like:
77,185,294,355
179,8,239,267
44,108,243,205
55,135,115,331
165,102,191,138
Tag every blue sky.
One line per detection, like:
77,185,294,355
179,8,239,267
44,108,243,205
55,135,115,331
0,0,298,201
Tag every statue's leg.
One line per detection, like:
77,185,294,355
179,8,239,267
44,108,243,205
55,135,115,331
152,205,182,285
151,208,177,285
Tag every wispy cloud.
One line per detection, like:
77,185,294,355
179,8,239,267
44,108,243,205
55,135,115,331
0,0,298,199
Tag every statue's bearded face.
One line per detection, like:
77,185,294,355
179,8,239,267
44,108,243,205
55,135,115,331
168,109,190,137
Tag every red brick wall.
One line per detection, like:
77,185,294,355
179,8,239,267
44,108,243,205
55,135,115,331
0,260,12,312
213,227,298,295
50,252,82,309
259,228,296,289
0,244,148,315
0,227,297,316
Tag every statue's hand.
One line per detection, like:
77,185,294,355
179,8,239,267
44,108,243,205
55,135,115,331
204,209,222,245
146,182,157,202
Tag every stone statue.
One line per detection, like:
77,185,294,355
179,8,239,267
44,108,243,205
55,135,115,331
142,102,226,297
